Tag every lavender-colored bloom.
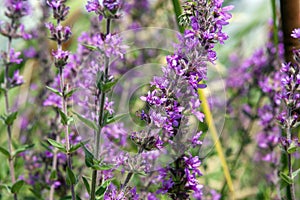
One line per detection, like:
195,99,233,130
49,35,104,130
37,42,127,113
5,48,23,64
291,28,300,39
9,70,24,86
47,0,69,21
5,0,30,18
46,23,72,43
94,33,127,59
23,47,37,58
86,0,101,12
103,0,120,12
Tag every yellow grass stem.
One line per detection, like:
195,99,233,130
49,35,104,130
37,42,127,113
198,89,235,199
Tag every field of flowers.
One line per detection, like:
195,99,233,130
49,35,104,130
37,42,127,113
0,0,299,199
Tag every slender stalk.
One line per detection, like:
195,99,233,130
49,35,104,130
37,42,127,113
49,135,59,200
286,108,296,200
198,89,235,200
49,16,75,199
59,51,76,200
90,18,111,200
4,28,18,200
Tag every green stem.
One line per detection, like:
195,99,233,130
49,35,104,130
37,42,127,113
270,0,278,57
171,0,184,33
286,108,296,200
90,18,111,200
4,26,18,200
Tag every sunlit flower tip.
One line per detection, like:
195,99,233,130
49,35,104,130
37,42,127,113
291,28,300,39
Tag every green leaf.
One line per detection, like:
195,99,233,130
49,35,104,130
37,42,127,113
0,87,5,93
95,179,111,198
66,167,77,185
292,168,300,179
0,146,10,158
69,143,82,153
1,112,19,126
46,86,62,97
280,172,293,184
76,194,82,200
91,164,114,171
29,188,42,199
82,176,90,194
50,170,57,180
287,141,298,154
11,180,25,194
171,0,184,33
81,43,98,51
100,79,118,93
12,144,34,158
58,109,69,125
65,88,77,99
81,143,94,167
47,138,67,153
73,111,98,131
104,113,127,126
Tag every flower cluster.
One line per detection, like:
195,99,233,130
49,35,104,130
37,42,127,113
133,0,233,199
86,0,121,20
278,29,300,147
0,0,31,89
46,0,71,69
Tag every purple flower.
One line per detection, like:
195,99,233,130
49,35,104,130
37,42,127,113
291,28,300,39
8,48,23,64
86,0,101,12
103,0,120,12
157,178,174,194
46,23,72,43
47,0,69,21
9,70,24,87
52,49,69,67
5,0,30,18
23,47,37,58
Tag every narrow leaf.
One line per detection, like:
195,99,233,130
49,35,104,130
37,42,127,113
11,180,25,194
287,141,298,154
280,172,293,184
105,113,127,126
73,111,98,131
95,179,111,197
66,167,77,185
12,144,34,158
82,176,90,194
292,168,300,179
0,146,10,158
50,170,57,180
101,79,118,93
6,112,18,126
47,139,66,153
58,109,68,125
69,143,82,153
81,43,98,51
81,143,94,167
46,86,62,97
65,88,77,99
